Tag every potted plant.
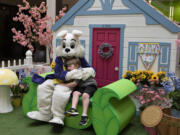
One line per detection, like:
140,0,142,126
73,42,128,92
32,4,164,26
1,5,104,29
133,86,170,112
123,70,170,135
122,70,169,110
122,70,169,109
11,85,23,107
11,69,29,107
155,72,180,135
122,70,168,87
161,72,180,117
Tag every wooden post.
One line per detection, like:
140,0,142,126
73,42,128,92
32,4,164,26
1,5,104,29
46,0,56,64
25,50,33,76
2,61,4,67
25,50,32,65
8,60,10,67
47,0,56,23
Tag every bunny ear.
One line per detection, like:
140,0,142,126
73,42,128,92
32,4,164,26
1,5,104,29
72,30,82,38
56,30,68,38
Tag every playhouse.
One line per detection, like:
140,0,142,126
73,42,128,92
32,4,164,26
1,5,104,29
51,0,180,87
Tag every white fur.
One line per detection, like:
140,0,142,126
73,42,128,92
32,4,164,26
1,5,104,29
56,30,68,38
56,30,85,57
27,80,71,124
82,68,96,81
27,111,52,122
72,30,82,38
65,69,83,81
49,117,64,125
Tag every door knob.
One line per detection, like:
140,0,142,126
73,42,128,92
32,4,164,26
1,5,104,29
115,67,119,71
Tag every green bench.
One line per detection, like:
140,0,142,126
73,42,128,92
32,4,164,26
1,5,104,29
22,73,137,135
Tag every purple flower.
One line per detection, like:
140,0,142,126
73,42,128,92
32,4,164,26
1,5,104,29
167,72,180,91
30,69,36,76
174,78,180,90
18,69,26,79
167,72,176,82
161,81,174,93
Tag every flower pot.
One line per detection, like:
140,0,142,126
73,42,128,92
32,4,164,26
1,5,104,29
144,126,157,135
32,44,46,62
12,96,21,107
157,108,180,135
171,109,180,118
140,105,162,135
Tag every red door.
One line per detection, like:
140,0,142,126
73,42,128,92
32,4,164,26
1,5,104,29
92,28,120,87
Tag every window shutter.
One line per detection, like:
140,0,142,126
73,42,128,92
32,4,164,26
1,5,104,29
56,39,62,47
128,43,138,71
80,40,85,48
158,43,171,72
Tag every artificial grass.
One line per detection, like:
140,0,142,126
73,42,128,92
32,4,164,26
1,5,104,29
0,106,148,135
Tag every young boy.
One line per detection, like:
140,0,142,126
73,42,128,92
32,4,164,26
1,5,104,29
62,58,97,125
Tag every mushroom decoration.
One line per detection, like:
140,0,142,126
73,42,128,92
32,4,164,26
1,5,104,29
0,69,18,113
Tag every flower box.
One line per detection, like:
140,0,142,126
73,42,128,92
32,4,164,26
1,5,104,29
157,108,180,135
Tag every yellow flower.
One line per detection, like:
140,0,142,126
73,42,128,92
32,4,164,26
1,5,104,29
126,70,132,74
162,77,168,82
157,71,166,76
142,70,148,74
50,61,56,69
134,70,140,75
146,70,153,75
130,77,136,82
122,73,127,78
140,74,146,80
151,74,159,80
139,70,143,74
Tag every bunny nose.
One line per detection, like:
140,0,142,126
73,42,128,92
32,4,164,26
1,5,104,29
65,48,70,53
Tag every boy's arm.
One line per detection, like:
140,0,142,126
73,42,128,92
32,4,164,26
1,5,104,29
61,80,79,88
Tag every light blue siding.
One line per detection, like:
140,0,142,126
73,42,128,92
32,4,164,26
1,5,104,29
56,39,62,47
158,43,171,72
128,42,171,72
128,42,138,71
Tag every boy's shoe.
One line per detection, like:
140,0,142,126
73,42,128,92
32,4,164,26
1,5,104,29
79,116,89,126
65,108,79,116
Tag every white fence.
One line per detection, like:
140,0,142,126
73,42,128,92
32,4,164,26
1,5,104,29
0,50,33,77
0,50,51,78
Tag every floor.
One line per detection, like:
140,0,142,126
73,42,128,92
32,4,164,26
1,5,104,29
0,106,148,135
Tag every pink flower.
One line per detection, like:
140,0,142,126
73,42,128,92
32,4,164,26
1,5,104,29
56,8,66,22
139,96,144,100
155,95,161,99
147,99,151,103
13,17,18,21
12,0,53,52
141,100,146,105
143,84,148,88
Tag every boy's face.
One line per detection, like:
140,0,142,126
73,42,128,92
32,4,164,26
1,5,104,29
67,64,79,71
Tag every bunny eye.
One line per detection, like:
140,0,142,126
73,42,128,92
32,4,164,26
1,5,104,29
62,42,66,48
70,42,75,49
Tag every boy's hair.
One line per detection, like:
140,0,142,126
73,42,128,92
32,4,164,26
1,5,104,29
66,58,81,67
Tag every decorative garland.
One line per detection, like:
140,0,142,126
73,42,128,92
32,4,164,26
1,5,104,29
98,43,113,59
